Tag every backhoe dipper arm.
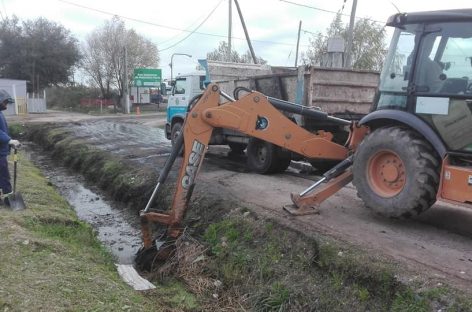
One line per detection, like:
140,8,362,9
140,84,367,250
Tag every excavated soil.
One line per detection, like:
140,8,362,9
13,111,472,293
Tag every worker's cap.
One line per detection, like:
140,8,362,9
0,89,14,104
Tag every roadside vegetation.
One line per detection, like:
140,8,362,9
0,125,198,311
173,207,472,311
12,122,472,311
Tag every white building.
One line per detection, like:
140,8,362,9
0,79,27,115
0,78,47,115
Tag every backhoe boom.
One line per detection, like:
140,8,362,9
137,84,368,270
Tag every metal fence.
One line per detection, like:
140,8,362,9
27,97,47,113
26,91,47,113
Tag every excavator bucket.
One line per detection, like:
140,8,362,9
135,89,218,271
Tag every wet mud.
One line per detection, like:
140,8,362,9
69,120,171,165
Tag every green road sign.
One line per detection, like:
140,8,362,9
133,68,162,87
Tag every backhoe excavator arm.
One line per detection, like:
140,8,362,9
137,84,368,269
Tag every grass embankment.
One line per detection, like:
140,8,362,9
175,205,472,311
18,123,472,311
0,124,197,311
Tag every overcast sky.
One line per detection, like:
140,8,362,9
1,0,471,81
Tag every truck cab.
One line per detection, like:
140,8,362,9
165,72,206,144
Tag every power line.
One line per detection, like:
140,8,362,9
59,0,303,48
157,5,219,46
158,0,224,52
279,0,385,24
59,0,203,33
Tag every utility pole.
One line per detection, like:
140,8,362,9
234,0,257,64
295,20,302,67
32,60,35,96
344,0,358,68
124,46,130,114
228,0,232,62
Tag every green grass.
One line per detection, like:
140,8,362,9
199,212,472,311
0,148,197,311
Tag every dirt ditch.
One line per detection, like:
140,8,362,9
25,144,142,264
13,116,472,310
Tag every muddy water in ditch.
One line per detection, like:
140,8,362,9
26,144,142,265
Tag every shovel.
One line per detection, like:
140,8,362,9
8,148,26,210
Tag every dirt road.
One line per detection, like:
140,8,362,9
200,166,472,290
16,112,472,291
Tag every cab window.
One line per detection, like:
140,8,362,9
174,78,186,95
415,23,472,95
377,25,417,109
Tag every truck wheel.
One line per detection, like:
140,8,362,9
247,138,291,174
171,122,183,155
274,152,292,172
228,142,247,154
352,126,440,218
171,122,182,146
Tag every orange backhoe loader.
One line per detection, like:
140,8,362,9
136,9,472,270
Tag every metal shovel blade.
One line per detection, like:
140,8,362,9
8,148,26,211
8,192,26,211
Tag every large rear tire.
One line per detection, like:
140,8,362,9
247,138,291,174
352,126,440,218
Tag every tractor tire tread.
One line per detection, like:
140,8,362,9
352,126,440,218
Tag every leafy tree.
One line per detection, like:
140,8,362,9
303,14,386,71
0,16,81,91
81,16,159,105
207,41,267,64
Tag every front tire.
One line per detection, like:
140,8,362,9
171,122,183,155
352,126,440,218
170,122,182,147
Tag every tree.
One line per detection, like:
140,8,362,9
303,14,386,71
207,41,267,64
81,16,159,105
0,16,81,91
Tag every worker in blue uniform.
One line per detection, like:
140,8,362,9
0,89,21,205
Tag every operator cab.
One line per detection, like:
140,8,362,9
376,9,472,155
